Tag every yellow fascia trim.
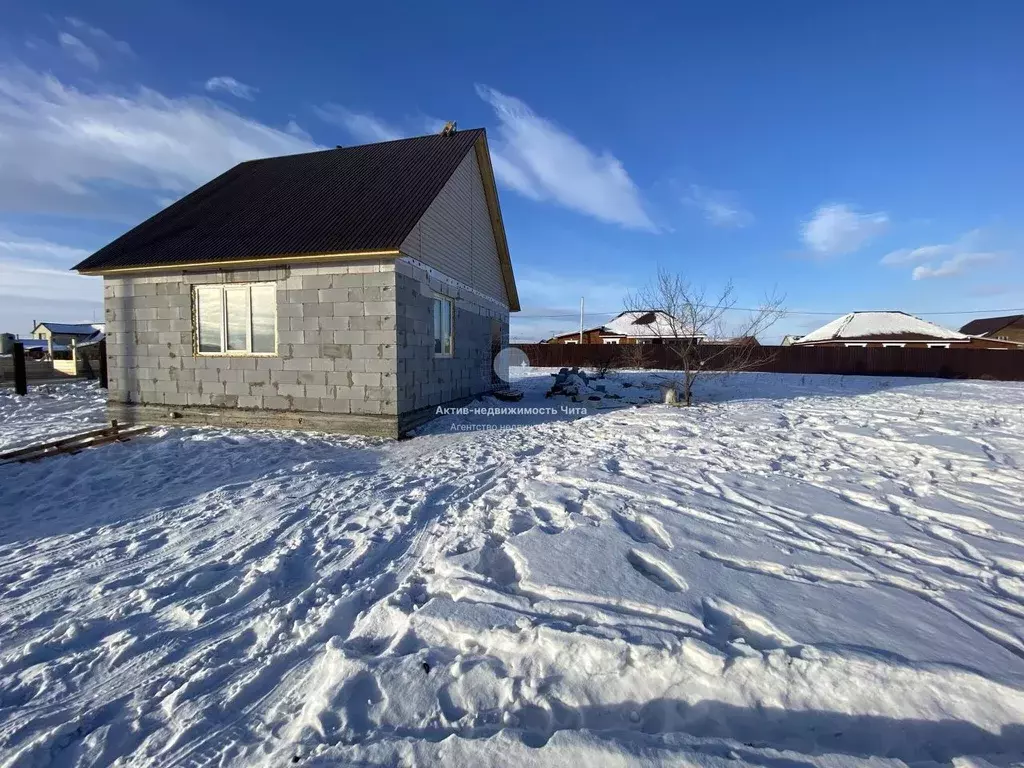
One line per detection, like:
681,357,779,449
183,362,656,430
77,249,402,276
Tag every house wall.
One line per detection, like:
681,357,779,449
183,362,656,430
399,150,509,307
103,259,402,437
32,329,88,346
986,319,1024,344
394,257,509,430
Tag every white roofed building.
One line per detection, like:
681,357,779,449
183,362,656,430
793,311,1020,349
544,311,705,344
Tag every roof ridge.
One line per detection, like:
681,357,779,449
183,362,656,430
245,128,488,164
831,312,857,339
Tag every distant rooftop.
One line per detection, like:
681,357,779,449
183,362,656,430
797,311,967,343
959,314,1024,336
33,322,104,335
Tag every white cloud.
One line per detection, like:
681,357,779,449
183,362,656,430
204,76,258,101
801,203,888,256
880,229,1003,280
64,17,133,57
476,85,656,232
0,232,91,264
881,230,1002,280
880,243,955,265
684,184,752,228
0,65,320,215
58,32,99,70
0,232,101,334
314,104,403,144
911,252,996,280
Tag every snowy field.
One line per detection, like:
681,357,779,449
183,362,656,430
1,371,1023,767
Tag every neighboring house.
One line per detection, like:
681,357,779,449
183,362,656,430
31,322,104,347
73,128,519,438
780,334,803,347
10,339,71,360
544,311,703,344
794,311,1021,349
959,315,1024,345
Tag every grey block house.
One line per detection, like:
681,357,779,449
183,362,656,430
73,128,519,437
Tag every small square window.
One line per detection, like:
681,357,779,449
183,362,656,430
433,296,453,356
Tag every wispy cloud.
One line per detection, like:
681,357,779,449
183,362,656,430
881,229,1003,280
800,203,888,257
683,184,752,228
0,65,320,215
314,104,403,144
0,231,101,333
476,85,656,232
911,253,995,280
0,232,91,264
64,17,133,57
57,32,99,70
204,76,258,101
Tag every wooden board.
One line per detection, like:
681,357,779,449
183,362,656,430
0,424,153,465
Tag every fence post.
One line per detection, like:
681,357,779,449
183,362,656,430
13,342,27,396
98,339,108,389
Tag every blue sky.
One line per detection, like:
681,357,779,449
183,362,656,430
1,1,1022,341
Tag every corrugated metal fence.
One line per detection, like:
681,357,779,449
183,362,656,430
512,344,1024,381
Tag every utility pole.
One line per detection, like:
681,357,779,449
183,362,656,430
579,297,584,344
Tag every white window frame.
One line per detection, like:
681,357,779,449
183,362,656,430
927,343,950,349
602,337,620,344
194,283,278,356
564,339,579,344
432,294,454,357
844,343,867,348
882,343,905,348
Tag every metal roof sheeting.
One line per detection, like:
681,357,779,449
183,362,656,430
73,130,486,272
959,315,1024,336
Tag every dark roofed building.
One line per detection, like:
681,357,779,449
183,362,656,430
959,315,1024,344
31,322,105,347
74,128,519,437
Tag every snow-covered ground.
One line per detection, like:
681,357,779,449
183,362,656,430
1,371,1023,767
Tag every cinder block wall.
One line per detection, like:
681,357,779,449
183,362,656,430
395,257,509,429
104,260,401,435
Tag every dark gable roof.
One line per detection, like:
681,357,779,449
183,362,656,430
73,129,486,273
959,314,1024,336
34,322,100,335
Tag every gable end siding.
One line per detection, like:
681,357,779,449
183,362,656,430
399,150,509,307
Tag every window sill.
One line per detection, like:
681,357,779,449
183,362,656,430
196,351,279,357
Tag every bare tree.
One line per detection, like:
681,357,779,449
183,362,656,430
624,268,785,406
618,342,651,371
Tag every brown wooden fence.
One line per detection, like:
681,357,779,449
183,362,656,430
512,344,1024,381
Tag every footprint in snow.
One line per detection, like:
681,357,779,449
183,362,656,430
626,549,687,592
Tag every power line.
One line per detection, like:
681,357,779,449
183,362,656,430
514,306,1024,320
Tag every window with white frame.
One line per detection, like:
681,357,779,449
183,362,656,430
844,343,867,347
194,283,277,355
602,337,620,344
927,343,950,348
883,343,905,348
432,296,453,356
